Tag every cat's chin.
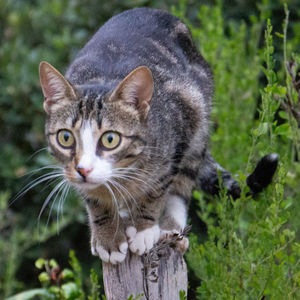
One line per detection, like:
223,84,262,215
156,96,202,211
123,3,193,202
74,181,102,191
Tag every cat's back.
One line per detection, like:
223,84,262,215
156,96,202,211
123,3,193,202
93,7,179,40
66,7,211,89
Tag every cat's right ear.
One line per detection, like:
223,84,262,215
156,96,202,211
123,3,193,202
39,61,76,114
109,66,154,120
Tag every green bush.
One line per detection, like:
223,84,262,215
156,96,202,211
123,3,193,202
6,251,102,300
1,0,300,299
172,1,300,298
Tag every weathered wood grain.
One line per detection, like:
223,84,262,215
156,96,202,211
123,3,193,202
102,247,187,300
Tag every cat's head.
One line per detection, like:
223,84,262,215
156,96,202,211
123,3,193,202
39,62,154,195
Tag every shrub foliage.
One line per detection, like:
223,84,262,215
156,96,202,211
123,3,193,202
1,0,300,299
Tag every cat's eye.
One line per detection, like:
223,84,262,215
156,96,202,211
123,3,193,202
100,132,121,150
57,130,75,148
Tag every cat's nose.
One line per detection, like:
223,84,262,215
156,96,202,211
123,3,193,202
76,166,93,179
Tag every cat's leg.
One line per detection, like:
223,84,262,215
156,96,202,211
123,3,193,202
125,199,163,255
159,194,189,252
85,199,128,264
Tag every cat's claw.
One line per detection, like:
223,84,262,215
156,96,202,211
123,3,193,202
160,229,189,253
126,225,160,255
91,241,128,264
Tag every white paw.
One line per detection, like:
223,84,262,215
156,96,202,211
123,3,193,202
91,241,128,264
126,225,160,255
109,250,126,264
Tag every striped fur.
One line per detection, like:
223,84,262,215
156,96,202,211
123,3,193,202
39,8,272,263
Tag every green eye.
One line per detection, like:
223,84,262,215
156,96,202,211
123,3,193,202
57,130,75,148
100,132,121,150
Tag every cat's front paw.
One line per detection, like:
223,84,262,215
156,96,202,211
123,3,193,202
91,234,128,264
160,229,189,253
126,224,160,255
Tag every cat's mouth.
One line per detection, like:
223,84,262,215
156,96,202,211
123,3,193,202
64,167,111,190
75,180,103,190
64,173,105,190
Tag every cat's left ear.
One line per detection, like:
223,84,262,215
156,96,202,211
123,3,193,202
110,66,154,119
39,61,76,114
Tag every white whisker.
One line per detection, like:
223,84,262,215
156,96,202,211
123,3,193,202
26,147,49,162
59,182,71,224
47,181,67,233
112,173,157,193
109,179,135,225
104,182,120,240
10,172,63,206
19,165,63,178
56,182,70,231
114,166,161,184
38,179,67,222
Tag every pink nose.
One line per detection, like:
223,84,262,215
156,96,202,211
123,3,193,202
76,166,93,179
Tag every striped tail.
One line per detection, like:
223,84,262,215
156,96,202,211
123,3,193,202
196,152,279,199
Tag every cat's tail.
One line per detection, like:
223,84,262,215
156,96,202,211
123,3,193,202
196,151,279,199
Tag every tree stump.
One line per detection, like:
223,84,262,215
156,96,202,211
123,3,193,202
102,233,188,300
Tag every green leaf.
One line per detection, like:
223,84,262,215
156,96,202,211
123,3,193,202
257,122,269,136
61,282,81,300
68,250,84,299
275,32,284,38
38,272,50,283
179,290,187,300
278,110,288,120
61,268,74,280
193,190,202,200
126,295,144,300
69,250,82,284
275,123,291,136
35,258,46,270
6,288,54,300
88,269,100,300
48,286,60,295
49,259,58,268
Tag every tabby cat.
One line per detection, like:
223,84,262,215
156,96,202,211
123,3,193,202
39,8,278,264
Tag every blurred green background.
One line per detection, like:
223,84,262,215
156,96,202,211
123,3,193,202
1,0,300,299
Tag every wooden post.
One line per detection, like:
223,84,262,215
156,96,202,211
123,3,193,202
102,230,189,300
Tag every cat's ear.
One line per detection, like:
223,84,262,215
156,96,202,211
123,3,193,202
110,66,154,119
39,61,76,114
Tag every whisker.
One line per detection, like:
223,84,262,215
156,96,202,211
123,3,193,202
46,181,68,233
109,179,135,225
38,179,67,228
37,179,67,238
19,165,63,178
112,175,150,199
104,182,120,240
114,167,155,177
56,182,70,232
114,167,162,183
10,172,63,206
112,173,157,193
19,170,63,187
26,147,49,162
59,182,71,224
40,176,63,192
